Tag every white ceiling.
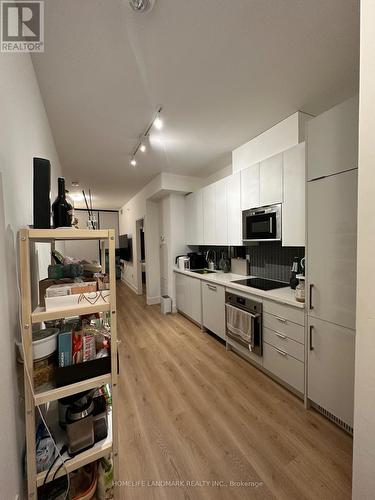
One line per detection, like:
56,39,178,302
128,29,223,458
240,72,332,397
32,0,359,209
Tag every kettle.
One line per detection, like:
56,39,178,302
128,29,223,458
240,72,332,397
176,255,190,271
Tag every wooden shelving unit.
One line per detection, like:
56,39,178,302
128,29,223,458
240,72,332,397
19,228,119,499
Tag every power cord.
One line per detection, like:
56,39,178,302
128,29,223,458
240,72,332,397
43,444,68,486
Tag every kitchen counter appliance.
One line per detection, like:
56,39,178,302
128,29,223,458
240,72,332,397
176,255,190,271
242,203,281,242
225,292,263,356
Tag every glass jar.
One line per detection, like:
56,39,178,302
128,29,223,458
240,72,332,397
295,275,305,303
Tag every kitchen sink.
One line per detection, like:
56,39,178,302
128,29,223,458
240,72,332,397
190,268,216,274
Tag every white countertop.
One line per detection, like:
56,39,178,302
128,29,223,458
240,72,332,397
174,268,304,309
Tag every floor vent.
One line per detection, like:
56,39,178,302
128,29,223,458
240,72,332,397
314,404,353,435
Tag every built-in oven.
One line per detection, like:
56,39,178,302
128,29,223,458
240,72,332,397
242,203,281,242
225,292,262,356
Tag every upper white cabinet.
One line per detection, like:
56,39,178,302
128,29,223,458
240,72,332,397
241,163,260,210
282,143,305,247
307,96,359,181
259,153,283,206
214,178,228,245
185,190,203,246
226,172,242,245
203,183,216,245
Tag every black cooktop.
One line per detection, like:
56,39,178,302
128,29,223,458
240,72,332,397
232,277,289,291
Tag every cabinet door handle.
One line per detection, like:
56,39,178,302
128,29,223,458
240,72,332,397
275,347,287,356
207,284,217,291
275,316,287,323
309,284,314,310
274,331,287,340
309,325,314,351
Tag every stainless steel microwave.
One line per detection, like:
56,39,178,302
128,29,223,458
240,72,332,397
242,204,281,242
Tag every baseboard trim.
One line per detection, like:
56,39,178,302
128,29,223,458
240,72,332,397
147,295,161,305
122,277,140,295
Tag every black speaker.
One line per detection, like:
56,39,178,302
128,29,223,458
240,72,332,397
33,157,51,228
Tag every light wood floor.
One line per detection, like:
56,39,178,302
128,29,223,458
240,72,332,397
117,281,352,500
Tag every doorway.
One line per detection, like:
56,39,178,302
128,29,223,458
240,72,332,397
136,218,146,296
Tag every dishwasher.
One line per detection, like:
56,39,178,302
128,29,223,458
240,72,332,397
225,292,263,356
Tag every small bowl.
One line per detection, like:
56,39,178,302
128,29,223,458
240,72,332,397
32,328,59,361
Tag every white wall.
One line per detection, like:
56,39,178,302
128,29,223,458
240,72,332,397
352,1,375,497
0,54,62,499
119,172,201,302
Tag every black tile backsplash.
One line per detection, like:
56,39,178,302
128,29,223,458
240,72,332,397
198,243,305,282
245,242,305,282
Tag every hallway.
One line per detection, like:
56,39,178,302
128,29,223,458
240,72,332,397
116,281,352,500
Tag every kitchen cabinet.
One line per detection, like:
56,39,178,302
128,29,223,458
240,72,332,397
202,281,225,339
259,153,283,206
282,142,306,246
308,317,355,427
262,300,305,395
185,190,203,246
241,163,260,210
215,178,228,245
263,343,304,394
203,183,216,245
307,96,358,181
226,172,242,245
307,169,358,330
175,272,202,324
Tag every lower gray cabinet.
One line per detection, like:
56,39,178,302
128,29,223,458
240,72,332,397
263,342,304,394
308,317,355,427
202,281,225,339
175,273,202,324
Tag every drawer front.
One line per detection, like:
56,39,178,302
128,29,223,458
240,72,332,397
263,299,304,326
263,328,304,362
263,343,304,393
263,313,305,345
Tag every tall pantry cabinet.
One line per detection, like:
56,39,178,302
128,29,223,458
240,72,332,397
306,96,358,428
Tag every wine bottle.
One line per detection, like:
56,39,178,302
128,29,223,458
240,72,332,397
52,177,72,228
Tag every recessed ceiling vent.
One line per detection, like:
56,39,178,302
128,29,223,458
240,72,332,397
128,0,156,12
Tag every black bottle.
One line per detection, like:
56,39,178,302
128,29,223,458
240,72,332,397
289,257,300,290
52,177,72,228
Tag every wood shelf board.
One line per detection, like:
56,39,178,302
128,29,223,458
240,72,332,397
36,410,113,487
32,303,111,323
27,228,111,241
34,374,112,406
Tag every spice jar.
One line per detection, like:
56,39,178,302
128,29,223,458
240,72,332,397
295,275,305,303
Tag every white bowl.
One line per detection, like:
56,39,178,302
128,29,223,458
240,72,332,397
32,328,59,361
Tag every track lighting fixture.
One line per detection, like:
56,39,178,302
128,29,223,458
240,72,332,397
129,107,163,167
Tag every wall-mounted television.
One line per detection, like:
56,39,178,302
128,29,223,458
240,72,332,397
118,234,133,262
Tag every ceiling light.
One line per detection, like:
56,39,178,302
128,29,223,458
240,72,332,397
153,115,163,130
140,143,146,153
71,181,80,187
130,157,137,167
70,192,84,202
